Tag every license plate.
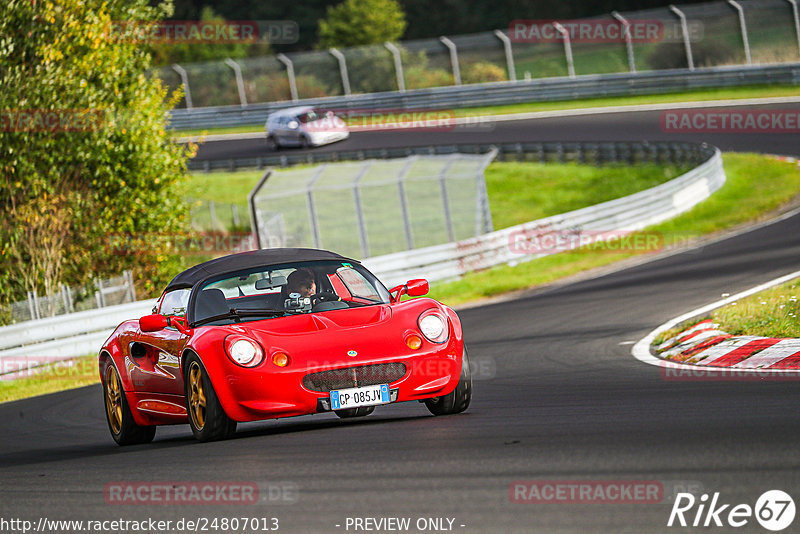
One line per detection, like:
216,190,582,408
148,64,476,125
330,384,390,410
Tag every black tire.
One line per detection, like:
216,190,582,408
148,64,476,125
184,354,237,442
334,406,375,419
299,135,310,149
102,360,156,446
265,135,278,151
425,346,472,416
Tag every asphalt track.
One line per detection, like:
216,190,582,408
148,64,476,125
194,102,800,162
2,104,800,533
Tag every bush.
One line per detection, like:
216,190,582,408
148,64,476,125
462,62,507,84
0,0,193,304
647,39,735,70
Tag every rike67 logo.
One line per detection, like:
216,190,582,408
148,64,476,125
668,490,795,531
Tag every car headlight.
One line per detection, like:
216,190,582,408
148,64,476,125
224,336,264,367
418,311,449,344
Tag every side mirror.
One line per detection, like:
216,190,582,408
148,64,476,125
139,314,168,332
406,279,429,297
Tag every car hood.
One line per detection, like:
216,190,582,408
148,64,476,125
238,305,392,337
198,300,447,369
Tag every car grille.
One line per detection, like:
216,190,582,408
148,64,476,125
302,363,407,393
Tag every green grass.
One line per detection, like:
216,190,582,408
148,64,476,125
0,355,98,404
427,154,800,306
652,277,800,348
485,162,688,229
172,84,800,138
711,280,800,338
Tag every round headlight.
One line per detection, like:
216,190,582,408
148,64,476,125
225,337,263,367
418,312,448,343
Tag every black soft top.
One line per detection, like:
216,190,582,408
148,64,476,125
165,248,357,291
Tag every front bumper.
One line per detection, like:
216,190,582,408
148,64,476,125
211,337,462,422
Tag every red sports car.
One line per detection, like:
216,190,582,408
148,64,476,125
100,248,471,445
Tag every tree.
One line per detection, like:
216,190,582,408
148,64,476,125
0,0,195,306
317,0,406,49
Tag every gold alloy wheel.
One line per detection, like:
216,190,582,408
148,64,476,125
188,362,206,430
104,365,123,435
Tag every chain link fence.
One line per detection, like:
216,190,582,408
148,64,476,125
188,198,249,232
0,271,136,326
250,152,496,259
158,0,800,109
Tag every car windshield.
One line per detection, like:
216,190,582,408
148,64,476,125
191,260,391,325
297,110,319,123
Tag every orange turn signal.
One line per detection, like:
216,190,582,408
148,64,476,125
405,334,423,350
272,352,289,367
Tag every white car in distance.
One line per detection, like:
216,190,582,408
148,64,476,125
265,106,349,150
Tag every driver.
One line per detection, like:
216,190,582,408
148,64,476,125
286,268,316,297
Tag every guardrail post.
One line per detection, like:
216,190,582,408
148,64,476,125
397,158,417,249
276,53,299,102
126,270,136,302
224,58,249,108
329,48,352,96
552,22,576,78
209,200,218,231
611,11,636,73
438,159,457,242
384,42,406,92
171,64,193,109
60,285,70,314
352,162,373,257
787,0,800,55
439,36,462,85
726,0,752,65
306,166,327,248
95,279,106,308
26,291,36,321
64,284,74,313
477,147,498,234
493,30,517,81
669,6,695,70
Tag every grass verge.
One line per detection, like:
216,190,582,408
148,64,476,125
172,84,800,138
711,280,800,338
0,355,98,404
427,154,800,306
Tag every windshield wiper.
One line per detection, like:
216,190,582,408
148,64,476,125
193,308,286,327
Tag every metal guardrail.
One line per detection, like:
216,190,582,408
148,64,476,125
0,141,719,365
363,144,725,286
190,139,710,173
172,63,800,132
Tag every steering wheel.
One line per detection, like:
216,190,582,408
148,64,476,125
311,291,339,303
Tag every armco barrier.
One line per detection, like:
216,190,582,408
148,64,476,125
0,142,722,365
170,63,800,132
190,140,708,173
0,300,155,366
